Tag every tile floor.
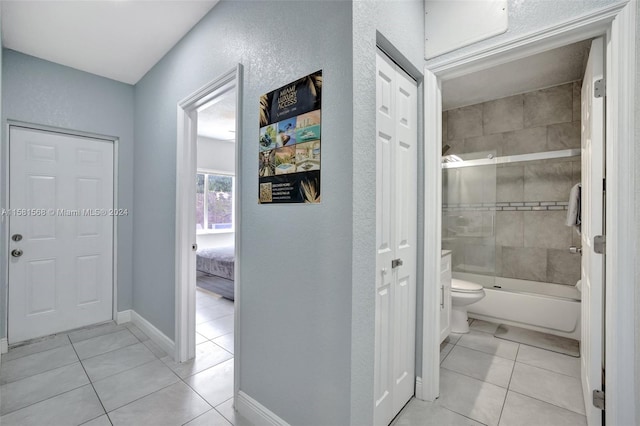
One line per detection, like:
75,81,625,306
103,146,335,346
0,288,241,426
2,307,585,426
393,319,586,426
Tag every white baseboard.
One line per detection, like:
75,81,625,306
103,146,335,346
116,310,132,325
117,310,174,359
415,376,423,400
1,337,8,354
236,391,290,426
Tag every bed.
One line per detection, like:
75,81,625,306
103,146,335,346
196,245,235,300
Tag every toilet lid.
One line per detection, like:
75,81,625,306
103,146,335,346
451,279,483,292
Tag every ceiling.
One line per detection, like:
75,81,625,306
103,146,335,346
198,88,236,141
442,39,592,110
0,0,218,85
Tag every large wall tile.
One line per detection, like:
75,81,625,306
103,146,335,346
442,111,448,143
460,165,496,204
464,133,503,156
547,249,581,285
523,211,572,250
524,83,573,128
496,211,524,247
572,81,582,122
482,95,524,135
502,127,547,156
524,162,572,201
571,161,581,186
547,121,581,151
501,247,547,281
445,138,464,155
497,165,524,202
464,244,496,275
448,104,483,140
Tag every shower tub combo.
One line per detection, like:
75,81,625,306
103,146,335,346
455,272,581,340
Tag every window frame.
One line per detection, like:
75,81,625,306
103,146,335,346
196,168,235,234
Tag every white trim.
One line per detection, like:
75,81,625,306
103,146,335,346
422,4,637,424
428,2,626,80
118,309,175,357
115,309,132,325
0,337,8,354
112,138,120,324
3,122,119,345
175,65,243,402
604,4,637,425
236,391,290,426
420,69,442,402
414,376,423,400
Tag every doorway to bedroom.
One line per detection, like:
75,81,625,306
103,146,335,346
175,67,242,415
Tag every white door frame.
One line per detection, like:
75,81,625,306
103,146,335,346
175,65,243,399
420,3,637,424
3,121,119,343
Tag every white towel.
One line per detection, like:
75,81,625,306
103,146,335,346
566,183,581,234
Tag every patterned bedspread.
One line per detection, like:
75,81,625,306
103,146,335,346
196,245,235,280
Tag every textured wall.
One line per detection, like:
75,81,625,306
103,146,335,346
133,1,353,424
1,50,135,339
442,82,582,286
426,0,625,65
351,0,425,422
635,1,640,423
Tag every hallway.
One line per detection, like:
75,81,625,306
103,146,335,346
0,289,237,426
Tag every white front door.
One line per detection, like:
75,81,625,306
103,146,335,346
8,126,114,343
374,50,418,426
580,37,605,426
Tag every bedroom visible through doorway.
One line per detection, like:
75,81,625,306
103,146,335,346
194,91,236,367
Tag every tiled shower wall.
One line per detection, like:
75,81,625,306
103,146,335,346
442,82,582,286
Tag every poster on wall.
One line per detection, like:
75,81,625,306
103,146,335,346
259,70,322,204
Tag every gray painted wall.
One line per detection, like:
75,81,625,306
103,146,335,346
132,1,353,423
351,1,425,423
426,0,626,65
0,50,135,339
0,9,3,342
635,1,640,423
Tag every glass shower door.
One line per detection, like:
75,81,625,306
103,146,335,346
442,150,498,285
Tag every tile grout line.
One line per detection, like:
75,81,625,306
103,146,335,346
514,358,580,379
0,336,88,418
507,388,587,417
497,343,520,425
0,347,80,386
69,334,110,420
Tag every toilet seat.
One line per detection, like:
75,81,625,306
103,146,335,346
451,278,483,293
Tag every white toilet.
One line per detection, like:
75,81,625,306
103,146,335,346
451,278,486,333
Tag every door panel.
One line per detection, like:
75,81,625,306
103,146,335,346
9,127,114,343
375,50,418,426
580,37,604,426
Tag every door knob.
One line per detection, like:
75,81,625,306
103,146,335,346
11,234,23,242
569,246,582,255
11,249,23,258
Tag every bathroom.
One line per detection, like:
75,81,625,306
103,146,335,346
440,40,588,342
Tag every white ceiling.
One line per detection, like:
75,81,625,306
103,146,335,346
0,0,218,85
442,39,591,110
198,88,236,141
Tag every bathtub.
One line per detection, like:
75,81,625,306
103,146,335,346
456,272,582,340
